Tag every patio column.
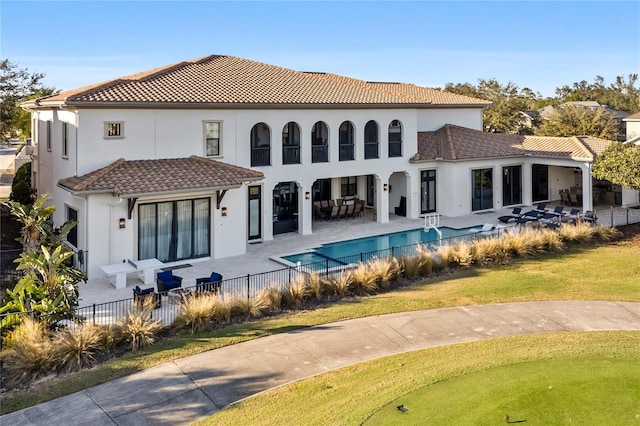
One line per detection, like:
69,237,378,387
376,176,389,224
300,184,313,236
581,163,593,211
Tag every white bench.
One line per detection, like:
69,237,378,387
128,258,165,285
100,262,136,289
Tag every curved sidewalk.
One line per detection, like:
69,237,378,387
4,301,640,425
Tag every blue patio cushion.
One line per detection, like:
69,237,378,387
210,272,223,282
157,270,172,281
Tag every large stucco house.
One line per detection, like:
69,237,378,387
21,55,634,280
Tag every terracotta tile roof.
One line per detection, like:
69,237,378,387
624,112,640,120
58,156,263,197
413,124,613,162
30,55,490,108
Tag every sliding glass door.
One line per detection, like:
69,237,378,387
420,169,437,213
138,198,210,262
532,164,549,202
502,165,522,206
472,168,493,211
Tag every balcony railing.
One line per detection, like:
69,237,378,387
282,145,300,164
251,147,271,167
389,141,402,157
339,144,354,161
312,145,328,163
364,141,379,159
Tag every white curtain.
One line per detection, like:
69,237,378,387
157,202,173,261
138,204,156,260
193,199,209,257
176,200,192,260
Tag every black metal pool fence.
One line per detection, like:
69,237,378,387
3,207,640,331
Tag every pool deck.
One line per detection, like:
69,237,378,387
78,203,639,307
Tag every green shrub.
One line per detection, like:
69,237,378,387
9,162,33,205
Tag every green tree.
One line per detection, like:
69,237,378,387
0,60,55,143
592,142,640,192
555,74,639,113
10,162,34,205
1,246,85,329
4,194,56,254
444,79,539,134
536,105,619,140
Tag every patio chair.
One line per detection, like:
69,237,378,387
133,285,161,309
195,272,223,294
329,205,340,220
497,207,522,224
353,201,363,218
156,270,183,293
338,204,348,219
517,210,542,224
470,223,495,234
559,190,571,206
542,205,565,220
580,210,597,224
346,203,355,218
532,203,547,214
569,193,579,206
395,196,407,217
560,208,581,224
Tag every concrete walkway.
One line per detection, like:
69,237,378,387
3,301,640,425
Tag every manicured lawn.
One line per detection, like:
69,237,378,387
2,239,639,415
200,332,640,425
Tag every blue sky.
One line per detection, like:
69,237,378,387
2,1,639,97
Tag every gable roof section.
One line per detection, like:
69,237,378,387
28,55,490,108
414,124,612,162
58,156,264,197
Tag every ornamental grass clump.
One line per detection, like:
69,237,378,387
1,317,55,388
399,255,422,279
591,225,621,242
366,257,398,290
349,262,379,295
434,244,456,270
472,236,510,265
53,325,103,373
117,300,162,352
326,271,352,297
451,240,474,267
557,221,596,244
540,228,565,252
416,244,435,275
229,296,265,319
304,272,326,301
281,276,307,309
175,294,221,334
503,230,535,258
255,286,283,312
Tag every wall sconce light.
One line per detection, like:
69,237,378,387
305,192,311,200
221,207,228,216
119,218,126,229
383,184,388,191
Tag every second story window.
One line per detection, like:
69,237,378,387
204,121,221,156
388,120,402,157
62,122,69,158
311,121,329,163
282,122,300,164
251,122,271,167
339,121,355,161
46,121,51,151
364,120,379,159
104,121,124,139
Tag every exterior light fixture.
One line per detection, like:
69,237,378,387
221,207,228,216
383,184,388,191
119,218,126,229
305,192,311,199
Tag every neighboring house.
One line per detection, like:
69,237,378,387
20,55,631,281
623,111,640,142
538,101,629,140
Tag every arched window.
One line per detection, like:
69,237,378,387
388,120,402,157
364,120,379,159
339,121,355,161
311,121,329,163
250,123,270,166
282,122,301,164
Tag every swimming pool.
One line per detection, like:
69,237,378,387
280,226,475,267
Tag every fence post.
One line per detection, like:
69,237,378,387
288,266,292,285
247,274,250,302
325,259,329,278
627,207,629,225
360,252,363,263
610,206,613,227
391,246,395,259
92,303,96,325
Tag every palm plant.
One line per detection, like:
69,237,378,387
3,194,56,254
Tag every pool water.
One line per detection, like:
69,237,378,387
282,226,474,265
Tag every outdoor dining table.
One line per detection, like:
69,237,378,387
100,262,136,289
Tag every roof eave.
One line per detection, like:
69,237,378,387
57,183,250,198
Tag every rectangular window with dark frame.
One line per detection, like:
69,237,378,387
46,121,51,151
341,176,357,197
62,122,69,158
104,122,124,138
204,121,221,156
66,206,78,248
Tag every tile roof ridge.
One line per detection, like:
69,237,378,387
76,158,126,192
572,135,598,158
443,124,457,160
124,54,223,83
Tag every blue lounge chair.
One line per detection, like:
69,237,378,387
195,272,223,293
497,207,522,224
157,270,183,293
542,205,565,220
